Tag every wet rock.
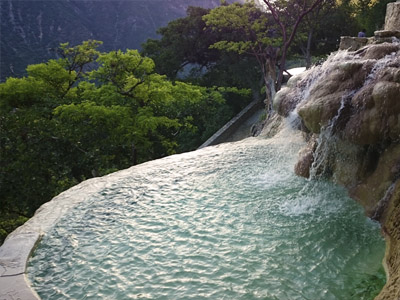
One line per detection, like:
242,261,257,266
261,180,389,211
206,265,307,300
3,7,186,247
294,135,316,178
273,71,310,117
339,36,371,51
297,92,345,133
379,66,400,83
258,113,283,138
273,13,400,296
344,81,400,145
297,61,368,133
363,43,400,60
329,139,368,187
349,144,400,215
273,87,294,117
374,179,400,300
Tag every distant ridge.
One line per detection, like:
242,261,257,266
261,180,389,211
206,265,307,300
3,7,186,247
0,0,238,81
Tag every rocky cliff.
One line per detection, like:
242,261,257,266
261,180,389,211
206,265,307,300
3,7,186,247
0,0,230,81
272,2,400,299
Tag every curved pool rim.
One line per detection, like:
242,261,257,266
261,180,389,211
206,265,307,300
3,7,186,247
0,173,118,299
0,135,387,299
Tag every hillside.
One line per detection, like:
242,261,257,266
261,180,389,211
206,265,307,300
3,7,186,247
0,0,230,81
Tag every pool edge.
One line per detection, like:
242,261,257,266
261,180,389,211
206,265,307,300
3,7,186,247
0,175,115,299
0,232,41,300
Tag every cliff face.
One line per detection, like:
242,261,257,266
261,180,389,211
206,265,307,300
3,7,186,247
273,2,400,299
0,0,226,81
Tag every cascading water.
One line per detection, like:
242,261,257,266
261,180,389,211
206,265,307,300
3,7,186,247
26,125,385,299
309,91,355,179
282,50,360,129
280,40,400,181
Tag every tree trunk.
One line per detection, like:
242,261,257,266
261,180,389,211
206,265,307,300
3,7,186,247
276,46,288,91
306,28,313,69
264,59,277,113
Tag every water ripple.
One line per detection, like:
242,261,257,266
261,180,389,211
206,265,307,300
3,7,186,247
28,135,385,299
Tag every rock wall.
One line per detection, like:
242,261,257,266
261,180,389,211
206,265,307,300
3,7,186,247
273,35,400,299
385,1,400,31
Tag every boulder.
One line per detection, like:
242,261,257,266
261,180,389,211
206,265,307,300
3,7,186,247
294,135,317,178
339,36,371,51
363,43,400,60
273,71,310,117
344,81,400,145
297,61,368,133
350,144,400,216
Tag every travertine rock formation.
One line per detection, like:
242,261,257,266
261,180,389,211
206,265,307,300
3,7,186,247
273,11,400,296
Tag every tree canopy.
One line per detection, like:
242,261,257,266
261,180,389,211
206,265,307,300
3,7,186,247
0,40,252,243
142,7,220,79
203,1,280,109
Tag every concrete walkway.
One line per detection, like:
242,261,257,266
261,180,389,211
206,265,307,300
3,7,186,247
224,108,265,143
198,99,265,149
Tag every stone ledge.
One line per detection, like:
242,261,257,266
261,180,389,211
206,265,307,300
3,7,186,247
0,232,40,276
0,233,40,300
374,30,400,38
0,274,40,300
339,36,372,51
339,32,400,52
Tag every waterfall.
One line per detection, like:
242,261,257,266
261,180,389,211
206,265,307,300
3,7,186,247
372,182,396,221
309,91,355,179
278,41,400,183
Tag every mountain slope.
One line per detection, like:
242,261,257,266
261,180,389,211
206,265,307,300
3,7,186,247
0,0,226,81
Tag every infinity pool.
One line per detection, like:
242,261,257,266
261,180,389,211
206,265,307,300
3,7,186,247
27,129,385,299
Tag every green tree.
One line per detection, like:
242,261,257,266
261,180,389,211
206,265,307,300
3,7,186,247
141,6,220,79
141,6,262,94
351,0,392,34
0,41,252,243
290,0,336,69
203,2,279,110
258,0,327,90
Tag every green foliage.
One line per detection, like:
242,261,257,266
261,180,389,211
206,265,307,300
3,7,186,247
53,102,136,174
142,6,220,79
58,40,102,71
311,0,359,54
203,2,279,54
0,40,252,242
27,60,77,99
351,0,392,34
290,0,389,62
0,109,76,218
141,5,261,92
203,1,282,108
0,215,29,245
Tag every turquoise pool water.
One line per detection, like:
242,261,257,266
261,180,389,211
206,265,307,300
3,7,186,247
27,130,385,299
